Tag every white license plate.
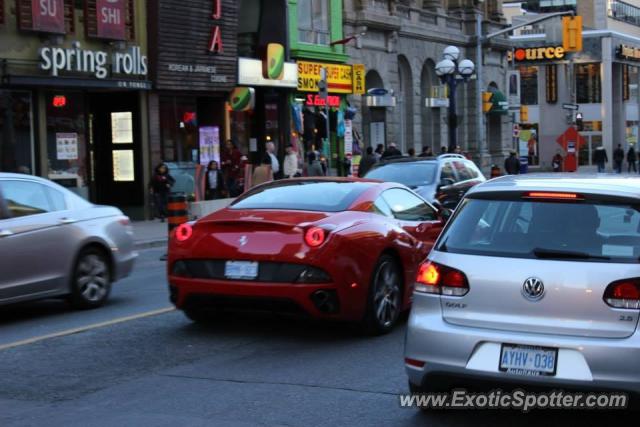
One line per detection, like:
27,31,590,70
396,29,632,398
224,261,258,279
499,344,558,376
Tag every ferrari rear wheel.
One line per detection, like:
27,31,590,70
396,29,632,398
362,254,402,335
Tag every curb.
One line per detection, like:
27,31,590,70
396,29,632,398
134,239,168,250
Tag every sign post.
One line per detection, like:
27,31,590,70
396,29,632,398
319,68,331,172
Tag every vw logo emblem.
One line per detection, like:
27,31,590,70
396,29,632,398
238,236,248,246
522,277,545,301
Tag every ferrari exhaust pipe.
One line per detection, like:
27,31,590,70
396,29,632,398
311,290,339,314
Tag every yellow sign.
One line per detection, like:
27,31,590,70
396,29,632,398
562,16,582,53
297,61,354,94
352,64,365,95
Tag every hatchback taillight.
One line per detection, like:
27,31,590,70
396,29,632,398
604,279,640,309
415,261,469,296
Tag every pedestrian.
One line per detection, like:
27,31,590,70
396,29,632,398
374,144,384,161
418,146,433,157
627,145,637,173
613,144,624,174
358,146,378,177
251,154,273,187
407,147,416,157
307,151,325,176
266,141,281,179
203,160,225,200
381,142,402,159
552,151,564,172
221,140,242,196
454,145,462,154
439,146,447,155
593,146,608,173
148,163,175,222
283,143,301,178
504,150,520,175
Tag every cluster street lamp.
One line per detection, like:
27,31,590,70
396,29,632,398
435,46,475,154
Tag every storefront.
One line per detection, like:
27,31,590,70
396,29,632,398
291,60,365,174
147,0,238,189
0,1,151,218
509,31,640,171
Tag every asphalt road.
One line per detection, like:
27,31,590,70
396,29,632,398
0,248,619,426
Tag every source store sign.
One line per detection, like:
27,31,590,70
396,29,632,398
297,61,354,94
507,46,566,62
97,0,126,40
32,0,65,33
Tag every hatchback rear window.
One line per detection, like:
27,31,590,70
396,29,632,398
364,162,437,188
437,198,640,263
230,181,372,212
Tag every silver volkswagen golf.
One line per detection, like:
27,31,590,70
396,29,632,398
0,173,137,308
405,175,640,396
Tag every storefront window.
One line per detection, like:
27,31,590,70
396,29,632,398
519,66,538,105
627,65,639,104
298,0,330,45
518,125,539,166
159,96,198,162
0,90,33,174
626,121,639,146
576,63,601,104
609,0,640,26
45,91,89,199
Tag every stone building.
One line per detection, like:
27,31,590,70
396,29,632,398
343,0,512,168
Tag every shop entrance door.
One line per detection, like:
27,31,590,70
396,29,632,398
578,132,603,166
89,93,143,214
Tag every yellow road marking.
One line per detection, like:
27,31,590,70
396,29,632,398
0,307,175,352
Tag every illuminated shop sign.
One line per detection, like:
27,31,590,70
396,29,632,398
508,46,566,62
305,94,341,107
617,44,640,61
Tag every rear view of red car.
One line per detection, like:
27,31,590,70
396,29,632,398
167,178,448,334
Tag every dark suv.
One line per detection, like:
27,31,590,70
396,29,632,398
364,154,485,209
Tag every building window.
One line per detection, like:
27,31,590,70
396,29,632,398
609,0,640,27
298,0,330,45
523,0,576,12
626,65,639,103
576,63,601,104
84,0,135,40
519,66,538,105
545,65,557,103
0,0,5,25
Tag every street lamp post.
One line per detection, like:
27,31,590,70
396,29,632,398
435,46,475,153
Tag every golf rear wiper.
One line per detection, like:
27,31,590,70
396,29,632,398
532,248,610,261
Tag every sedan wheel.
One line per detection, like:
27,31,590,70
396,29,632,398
70,249,111,309
363,255,402,335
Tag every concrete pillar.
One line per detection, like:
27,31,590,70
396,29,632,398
612,62,626,152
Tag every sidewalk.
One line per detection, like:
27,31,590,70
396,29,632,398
132,220,169,250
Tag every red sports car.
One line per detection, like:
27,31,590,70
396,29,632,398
167,178,448,334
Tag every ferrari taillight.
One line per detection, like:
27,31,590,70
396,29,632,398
304,227,326,247
174,223,193,242
415,261,469,296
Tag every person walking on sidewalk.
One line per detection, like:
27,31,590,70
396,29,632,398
613,144,625,173
504,150,520,175
283,144,301,178
358,146,378,177
266,142,280,179
593,146,608,173
307,151,325,177
149,163,175,222
204,160,225,200
251,155,273,188
552,151,564,172
627,145,637,173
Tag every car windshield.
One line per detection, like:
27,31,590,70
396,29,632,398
230,181,373,212
364,162,437,188
437,198,640,263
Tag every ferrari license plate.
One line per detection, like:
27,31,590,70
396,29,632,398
224,261,258,279
499,344,558,376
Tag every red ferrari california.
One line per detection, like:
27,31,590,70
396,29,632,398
167,178,448,334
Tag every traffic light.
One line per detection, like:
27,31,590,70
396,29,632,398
482,91,493,113
520,105,529,123
576,112,584,131
562,16,582,53
318,68,329,100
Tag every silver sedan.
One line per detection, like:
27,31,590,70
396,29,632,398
0,173,137,308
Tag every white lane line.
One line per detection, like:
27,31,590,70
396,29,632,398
0,307,175,352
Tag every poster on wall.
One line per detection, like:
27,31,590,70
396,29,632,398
56,133,79,160
199,127,220,166
96,0,126,40
112,149,135,181
370,122,385,148
111,112,133,144
31,0,66,34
